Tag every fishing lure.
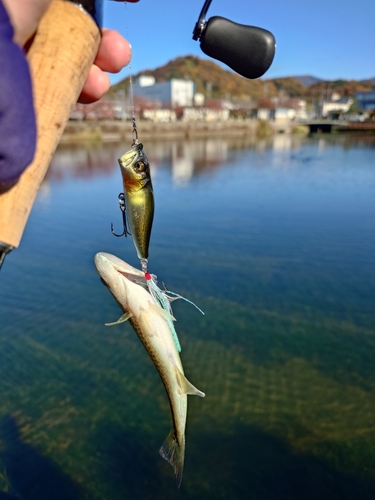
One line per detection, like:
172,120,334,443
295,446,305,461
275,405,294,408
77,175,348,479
112,143,154,264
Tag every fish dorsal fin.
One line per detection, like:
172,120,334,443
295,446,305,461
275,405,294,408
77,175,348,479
176,367,205,397
105,312,133,326
149,302,176,322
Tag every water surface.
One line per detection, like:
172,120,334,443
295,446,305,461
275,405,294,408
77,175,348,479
1,134,375,499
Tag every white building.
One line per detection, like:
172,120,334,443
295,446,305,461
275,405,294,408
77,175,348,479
182,107,230,122
143,109,177,122
133,76,195,107
321,97,353,117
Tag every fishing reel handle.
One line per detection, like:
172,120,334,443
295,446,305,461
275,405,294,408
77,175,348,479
193,1,276,79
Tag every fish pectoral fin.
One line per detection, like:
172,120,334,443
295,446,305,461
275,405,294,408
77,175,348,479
176,367,205,397
149,302,176,322
105,312,133,326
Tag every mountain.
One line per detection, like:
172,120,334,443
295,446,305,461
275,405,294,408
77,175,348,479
110,55,375,102
111,55,269,101
264,77,308,98
361,77,375,85
289,75,322,87
304,79,374,100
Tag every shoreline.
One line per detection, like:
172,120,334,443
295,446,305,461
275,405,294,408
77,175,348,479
60,119,295,144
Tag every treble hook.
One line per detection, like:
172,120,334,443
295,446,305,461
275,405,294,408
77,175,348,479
111,193,131,237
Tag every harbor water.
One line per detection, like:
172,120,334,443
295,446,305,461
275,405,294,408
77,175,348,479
1,133,375,499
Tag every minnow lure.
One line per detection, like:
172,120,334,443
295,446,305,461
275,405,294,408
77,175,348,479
115,143,154,261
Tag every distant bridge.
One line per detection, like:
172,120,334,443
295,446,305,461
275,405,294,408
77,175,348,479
305,120,346,133
305,120,375,134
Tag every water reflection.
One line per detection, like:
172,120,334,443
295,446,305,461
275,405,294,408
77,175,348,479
49,134,375,187
49,138,236,185
48,144,119,181
49,135,308,185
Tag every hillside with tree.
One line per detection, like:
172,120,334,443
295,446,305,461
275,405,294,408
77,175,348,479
110,55,374,104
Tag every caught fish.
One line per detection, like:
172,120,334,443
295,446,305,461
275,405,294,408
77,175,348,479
94,252,205,487
118,143,154,260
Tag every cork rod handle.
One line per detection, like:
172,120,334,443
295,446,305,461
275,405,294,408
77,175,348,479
0,0,101,249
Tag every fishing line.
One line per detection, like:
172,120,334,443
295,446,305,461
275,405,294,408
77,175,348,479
120,6,145,273
124,3,139,147
129,69,139,146
129,69,139,147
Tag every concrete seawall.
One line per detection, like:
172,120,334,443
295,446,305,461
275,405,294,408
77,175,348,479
60,119,290,144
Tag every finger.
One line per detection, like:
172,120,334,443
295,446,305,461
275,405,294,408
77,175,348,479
78,64,110,104
94,29,132,73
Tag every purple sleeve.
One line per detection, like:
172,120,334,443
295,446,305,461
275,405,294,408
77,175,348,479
0,0,36,188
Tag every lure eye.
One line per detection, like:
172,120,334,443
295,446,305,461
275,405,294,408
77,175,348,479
134,161,146,172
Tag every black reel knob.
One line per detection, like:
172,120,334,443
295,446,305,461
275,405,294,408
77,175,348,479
193,1,276,80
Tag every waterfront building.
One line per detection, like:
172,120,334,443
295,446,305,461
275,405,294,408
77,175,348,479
321,97,352,117
132,76,195,108
355,91,375,111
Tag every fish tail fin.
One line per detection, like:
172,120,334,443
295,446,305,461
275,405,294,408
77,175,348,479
159,429,185,488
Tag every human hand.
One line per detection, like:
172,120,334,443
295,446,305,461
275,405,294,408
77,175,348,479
2,0,137,103
0,0,137,188
79,28,132,104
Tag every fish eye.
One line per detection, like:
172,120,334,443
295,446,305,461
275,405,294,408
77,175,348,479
134,161,146,172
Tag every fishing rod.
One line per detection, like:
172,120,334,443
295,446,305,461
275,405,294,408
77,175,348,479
0,0,117,271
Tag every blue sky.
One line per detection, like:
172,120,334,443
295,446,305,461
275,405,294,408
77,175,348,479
105,0,375,84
